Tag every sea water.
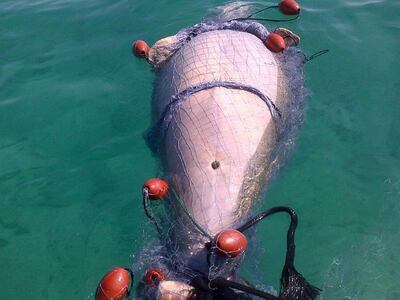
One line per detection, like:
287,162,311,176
0,0,399,299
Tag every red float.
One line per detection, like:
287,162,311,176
279,0,301,15
143,178,169,200
132,40,150,58
144,268,166,286
215,229,247,258
265,33,286,53
96,267,132,300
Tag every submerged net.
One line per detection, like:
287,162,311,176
133,3,307,299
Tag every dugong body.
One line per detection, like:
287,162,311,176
152,29,292,238
140,16,308,299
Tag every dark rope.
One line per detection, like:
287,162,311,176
142,188,164,237
142,186,212,241
192,207,319,299
211,277,279,300
237,206,321,299
191,275,279,300
246,5,279,18
237,206,297,268
303,49,330,63
230,5,300,23
235,14,300,23
275,32,298,47
156,80,282,140
170,187,213,240
124,268,135,297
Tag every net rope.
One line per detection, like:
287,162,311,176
134,3,308,299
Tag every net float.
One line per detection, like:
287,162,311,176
133,2,324,298
144,268,166,286
279,0,301,15
265,33,286,53
95,267,132,300
215,229,247,258
133,40,150,58
143,178,169,199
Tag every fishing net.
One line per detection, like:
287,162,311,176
133,3,307,299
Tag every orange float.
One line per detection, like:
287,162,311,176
265,33,286,53
279,0,301,15
96,267,132,300
132,40,150,58
143,178,169,199
215,229,247,258
144,268,166,286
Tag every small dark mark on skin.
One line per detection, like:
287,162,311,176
211,160,220,170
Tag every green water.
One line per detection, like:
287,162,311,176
1,0,399,299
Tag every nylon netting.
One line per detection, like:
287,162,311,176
132,3,307,299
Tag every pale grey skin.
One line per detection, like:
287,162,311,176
152,29,289,234
149,29,292,297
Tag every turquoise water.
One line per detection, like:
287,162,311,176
1,0,399,299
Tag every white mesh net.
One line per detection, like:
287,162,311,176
134,3,307,299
